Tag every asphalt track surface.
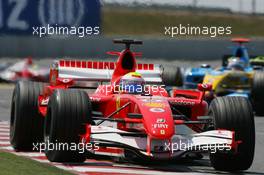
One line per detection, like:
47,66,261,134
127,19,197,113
0,60,264,174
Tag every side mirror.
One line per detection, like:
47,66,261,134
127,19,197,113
197,83,212,91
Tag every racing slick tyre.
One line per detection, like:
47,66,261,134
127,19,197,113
208,96,255,171
252,71,264,116
10,81,46,151
44,89,92,162
162,65,183,86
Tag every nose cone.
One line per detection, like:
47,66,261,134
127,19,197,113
139,99,174,139
148,116,174,139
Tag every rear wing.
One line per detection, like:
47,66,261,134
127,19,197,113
231,38,250,44
57,60,163,84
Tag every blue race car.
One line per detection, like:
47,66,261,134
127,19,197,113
184,38,264,115
184,38,262,89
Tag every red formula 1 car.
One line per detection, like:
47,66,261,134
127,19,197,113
10,39,255,171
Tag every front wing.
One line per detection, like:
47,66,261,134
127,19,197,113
87,126,236,160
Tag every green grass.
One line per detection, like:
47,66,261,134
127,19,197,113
0,151,73,175
102,7,264,37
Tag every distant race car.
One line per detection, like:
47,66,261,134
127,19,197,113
184,38,264,115
10,39,255,171
0,57,49,83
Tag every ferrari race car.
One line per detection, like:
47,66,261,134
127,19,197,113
10,39,255,171
184,38,264,115
0,57,49,83
0,62,12,72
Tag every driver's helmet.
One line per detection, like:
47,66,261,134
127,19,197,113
227,57,246,70
119,72,145,94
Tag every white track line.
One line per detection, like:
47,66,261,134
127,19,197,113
32,158,50,163
0,146,13,150
54,165,201,175
13,152,45,157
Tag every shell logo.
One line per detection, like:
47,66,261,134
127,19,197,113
144,102,165,108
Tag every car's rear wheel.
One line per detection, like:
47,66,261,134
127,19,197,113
10,81,45,151
208,96,255,171
252,71,264,116
44,89,92,162
162,65,183,86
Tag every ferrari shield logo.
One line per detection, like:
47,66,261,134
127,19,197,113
160,130,165,135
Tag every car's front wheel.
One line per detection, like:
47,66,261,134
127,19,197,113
208,96,255,171
44,89,92,162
